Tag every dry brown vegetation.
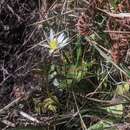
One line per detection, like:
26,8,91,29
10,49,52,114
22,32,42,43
1,0,130,130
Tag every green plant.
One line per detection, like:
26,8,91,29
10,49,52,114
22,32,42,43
35,94,60,113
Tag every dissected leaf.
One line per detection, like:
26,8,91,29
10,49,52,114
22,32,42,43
106,104,123,116
88,120,116,130
115,83,130,96
35,96,59,113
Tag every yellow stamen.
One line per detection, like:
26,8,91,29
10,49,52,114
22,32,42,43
49,39,58,50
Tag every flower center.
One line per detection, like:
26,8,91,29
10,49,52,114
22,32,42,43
49,39,58,50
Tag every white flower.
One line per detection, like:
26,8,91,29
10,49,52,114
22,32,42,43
41,29,69,54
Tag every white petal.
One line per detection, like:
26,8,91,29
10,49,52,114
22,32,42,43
62,38,69,44
58,42,69,49
57,33,65,43
58,38,69,48
49,29,54,40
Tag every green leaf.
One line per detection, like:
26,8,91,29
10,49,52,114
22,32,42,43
75,42,82,67
35,96,59,113
115,83,130,96
106,104,123,116
88,120,116,130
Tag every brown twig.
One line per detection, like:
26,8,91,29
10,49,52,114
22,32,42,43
0,97,22,114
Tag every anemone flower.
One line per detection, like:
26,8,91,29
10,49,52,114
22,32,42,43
41,29,69,55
